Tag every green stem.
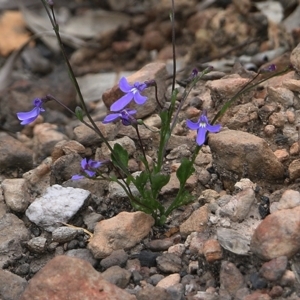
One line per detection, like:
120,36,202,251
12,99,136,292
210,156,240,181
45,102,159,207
164,145,201,217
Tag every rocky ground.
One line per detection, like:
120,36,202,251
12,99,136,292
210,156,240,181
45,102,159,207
1,0,300,299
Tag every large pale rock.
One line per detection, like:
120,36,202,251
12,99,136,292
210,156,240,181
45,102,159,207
208,130,285,184
250,206,300,260
19,256,136,300
102,62,168,118
88,212,154,258
25,185,90,232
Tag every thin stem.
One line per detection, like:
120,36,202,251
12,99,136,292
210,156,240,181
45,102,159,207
154,82,163,109
212,65,291,124
40,0,131,177
171,0,176,92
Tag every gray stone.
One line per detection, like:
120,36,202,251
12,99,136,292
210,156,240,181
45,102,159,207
100,249,129,269
27,237,47,253
101,265,131,289
52,227,82,243
0,213,30,268
0,269,28,300
156,253,182,273
65,248,98,267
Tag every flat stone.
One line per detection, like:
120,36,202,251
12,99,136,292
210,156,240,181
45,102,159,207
19,256,136,300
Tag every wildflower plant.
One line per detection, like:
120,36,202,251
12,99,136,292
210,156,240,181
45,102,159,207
17,0,292,225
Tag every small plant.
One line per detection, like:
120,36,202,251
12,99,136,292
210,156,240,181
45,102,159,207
17,0,291,225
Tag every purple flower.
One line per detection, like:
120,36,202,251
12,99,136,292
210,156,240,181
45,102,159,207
16,98,45,125
187,111,221,146
71,158,102,180
260,64,276,73
110,77,148,112
103,108,137,126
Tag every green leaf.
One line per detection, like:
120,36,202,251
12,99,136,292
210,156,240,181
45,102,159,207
151,173,170,199
111,143,128,172
75,106,84,121
176,158,195,186
135,171,148,191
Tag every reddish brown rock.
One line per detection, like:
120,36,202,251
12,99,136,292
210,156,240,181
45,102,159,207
259,256,288,281
220,261,245,297
20,256,136,300
250,206,300,260
203,239,223,263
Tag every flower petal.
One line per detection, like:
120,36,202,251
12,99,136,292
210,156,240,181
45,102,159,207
81,158,88,169
110,93,133,112
127,109,137,115
196,127,207,146
186,119,199,130
85,169,96,177
133,92,147,105
206,123,221,133
17,107,40,121
102,113,121,124
89,160,101,169
119,77,133,93
20,116,38,125
71,174,84,180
